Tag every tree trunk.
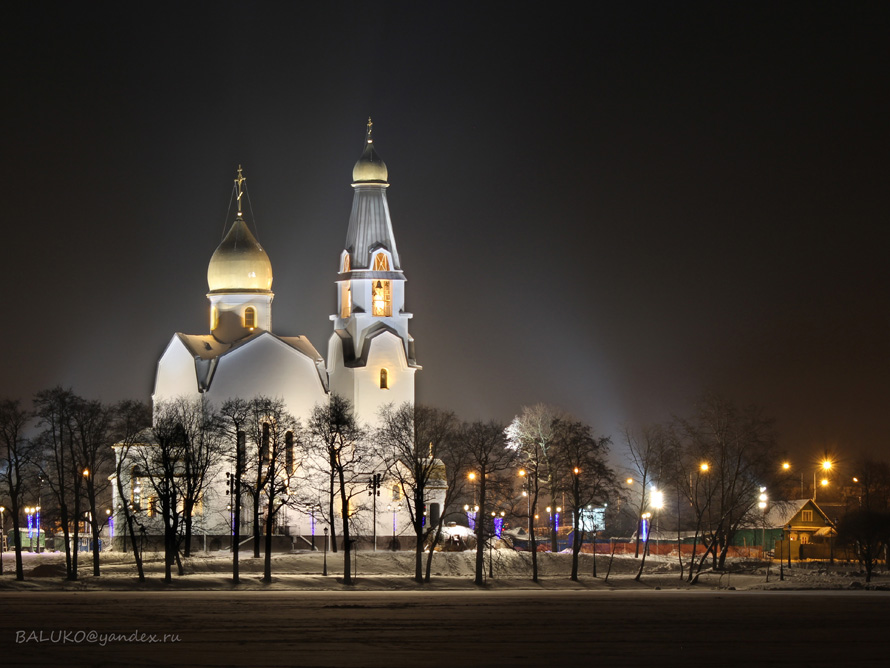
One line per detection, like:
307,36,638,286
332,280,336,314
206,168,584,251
571,513,581,581
71,494,81,581
233,437,243,584
413,487,424,583
424,518,445,582
337,468,352,584
474,475,486,586
11,510,24,581
124,511,145,582
263,500,274,583
60,504,72,580
530,483,539,582
183,499,193,558
329,468,338,553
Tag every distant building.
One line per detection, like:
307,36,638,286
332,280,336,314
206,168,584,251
735,498,835,559
111,122,441,551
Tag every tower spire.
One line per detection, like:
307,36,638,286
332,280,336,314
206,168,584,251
234,165,246,217
366,116,373,143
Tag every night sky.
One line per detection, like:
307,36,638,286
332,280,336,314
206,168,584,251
4,3,888,462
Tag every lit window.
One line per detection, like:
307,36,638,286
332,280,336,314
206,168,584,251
131,471,144,510
244,306,257,329
210,306,218,330
372,280,391,316
373,253,390,271
342,254,351,273
801,510,813,522
340,283,351,318
380,368,389,389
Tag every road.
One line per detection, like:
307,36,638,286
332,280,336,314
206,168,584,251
1,590,884,667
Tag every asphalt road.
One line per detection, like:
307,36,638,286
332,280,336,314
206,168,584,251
1,590,885,667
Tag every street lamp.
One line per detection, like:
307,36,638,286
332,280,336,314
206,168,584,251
758,487,769,580
650,488,664,556
814,459,832,501
323,526,328,576
0,505,5,574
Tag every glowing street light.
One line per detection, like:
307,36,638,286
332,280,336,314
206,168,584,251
700,462,709,473
650,488,664,510
814,459,832,501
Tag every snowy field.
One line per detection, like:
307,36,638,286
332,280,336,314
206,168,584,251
1,548,887,592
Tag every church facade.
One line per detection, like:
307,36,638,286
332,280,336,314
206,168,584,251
112,123,436,550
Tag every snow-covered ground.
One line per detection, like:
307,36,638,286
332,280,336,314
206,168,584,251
1,549,887,592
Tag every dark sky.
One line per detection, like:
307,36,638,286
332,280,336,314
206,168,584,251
4,3,888,462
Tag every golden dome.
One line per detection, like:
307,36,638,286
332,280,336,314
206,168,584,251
207,217,273,293
352,140,388,183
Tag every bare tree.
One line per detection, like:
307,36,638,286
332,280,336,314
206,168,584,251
622,424,671,580
837,457,890,582
462,420,515,586
174,397,225,557
110,400,152,582
505,404,563,580
306,395,367,584
33,387,78,580
553,419,615,581
671,394,778,579
240,397,299,582
376,403,458,583
423,425,472,582
70,397,114,576
135,400,193,582
219,398,250,584
0,398,33,580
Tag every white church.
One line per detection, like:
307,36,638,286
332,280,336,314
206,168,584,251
112,122,441,551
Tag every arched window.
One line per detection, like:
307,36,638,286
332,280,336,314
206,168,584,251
372,280,391,316
373,253,390,271
244,306,257,329
380,368,389,389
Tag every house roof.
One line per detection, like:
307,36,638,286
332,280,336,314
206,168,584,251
756,499,833,528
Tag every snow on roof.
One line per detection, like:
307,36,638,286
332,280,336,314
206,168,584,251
743,499,833,528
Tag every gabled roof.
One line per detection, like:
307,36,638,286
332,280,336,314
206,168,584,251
333,322,419,369
755,499,834,528
175,330,327,392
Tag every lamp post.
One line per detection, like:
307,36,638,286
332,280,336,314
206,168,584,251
758,487,768,581
814,459,831,501
651,487,664,556
0,505,5,574
367,473,381,551
323,527,328,576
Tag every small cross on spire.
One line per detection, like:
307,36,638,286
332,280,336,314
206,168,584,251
366,117,373,143
234,165,246,216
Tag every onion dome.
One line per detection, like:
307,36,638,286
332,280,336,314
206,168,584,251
207,167,273,293
207,217,273,293
352,117,388,183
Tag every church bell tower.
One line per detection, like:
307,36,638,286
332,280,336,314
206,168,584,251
328,120,419,422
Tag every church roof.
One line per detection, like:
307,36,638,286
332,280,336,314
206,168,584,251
176,331,327,392
344,121,401,270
